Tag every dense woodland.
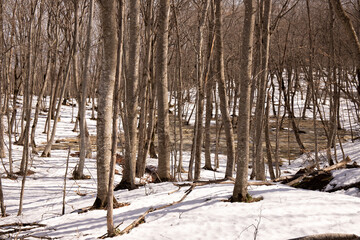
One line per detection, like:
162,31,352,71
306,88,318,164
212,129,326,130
0,0,360,237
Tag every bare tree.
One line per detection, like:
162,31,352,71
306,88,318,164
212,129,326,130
93,0,118,208
329,0,360,103
0,0,5,159
117,0,140,190
136,0,154,178
232,0,255,202
215,0,235,179
253,0,272,180
73,0,95,179
156,0,171,181
188,0,210,181
107,1,124,235
18,0,37,214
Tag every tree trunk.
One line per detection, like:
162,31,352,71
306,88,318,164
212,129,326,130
203,1,215,172
117,0,140,190
232,0,255,202
215,0,236,179
0,176,5,217
18,1,36,214
73,0,94,179
156,0,171,181
93,0,117,208
265,93,275,180
188,0,210,181
107,1,123,235
253,0,272,181
0,0,5,159
41,49,72,157
136,0,153,178
326,0,339,165
306,0,320,168
172,4,184,175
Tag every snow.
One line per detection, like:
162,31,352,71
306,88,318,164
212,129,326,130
1,97,360,239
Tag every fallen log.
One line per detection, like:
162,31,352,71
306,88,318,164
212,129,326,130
289,233,360,240
326,181,360,193
322,156,351,172
286,157,351,188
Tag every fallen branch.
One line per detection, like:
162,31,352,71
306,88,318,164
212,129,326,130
0,222,46,236
105,185,195,238
173,179,273,189
117,207,154,236
248,181,274,186
287,174,310,187
273,175,297,182
289,233,360,240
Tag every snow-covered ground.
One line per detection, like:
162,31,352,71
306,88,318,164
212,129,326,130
1,96,360,239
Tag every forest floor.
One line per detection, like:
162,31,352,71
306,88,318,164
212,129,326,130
1,97,360,239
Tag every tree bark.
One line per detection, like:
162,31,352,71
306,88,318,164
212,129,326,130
253,0,272,181
107,1,123,235
18,0,36,214
0,0,5,159
41,49,72,157
215,0,235,179
0,176,5,217
156,0,171,181
74,0,94,179
117,0,140,190
136,0,153,178
189,0,210,181
232,0,255,202
93,0,118,208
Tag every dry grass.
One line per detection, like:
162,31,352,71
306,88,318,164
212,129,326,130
37,113,353,163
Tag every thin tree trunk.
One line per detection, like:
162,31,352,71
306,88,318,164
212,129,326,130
189,0,210,181
0,176,5,217
107,1,123,233
0,0,5,159
117,0,140,190
265,92,275,180
326,0,340,165
172,4,184,175
136,0,153,178
306,0,319,169
253,0,272,181
215,0,235,179
18,1,36,214
74,0,94,179
203,1,215,172
41,49,72,157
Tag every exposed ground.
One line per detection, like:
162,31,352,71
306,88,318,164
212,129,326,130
38,111,354,166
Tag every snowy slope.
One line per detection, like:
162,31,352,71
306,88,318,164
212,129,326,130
1,98,360,239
